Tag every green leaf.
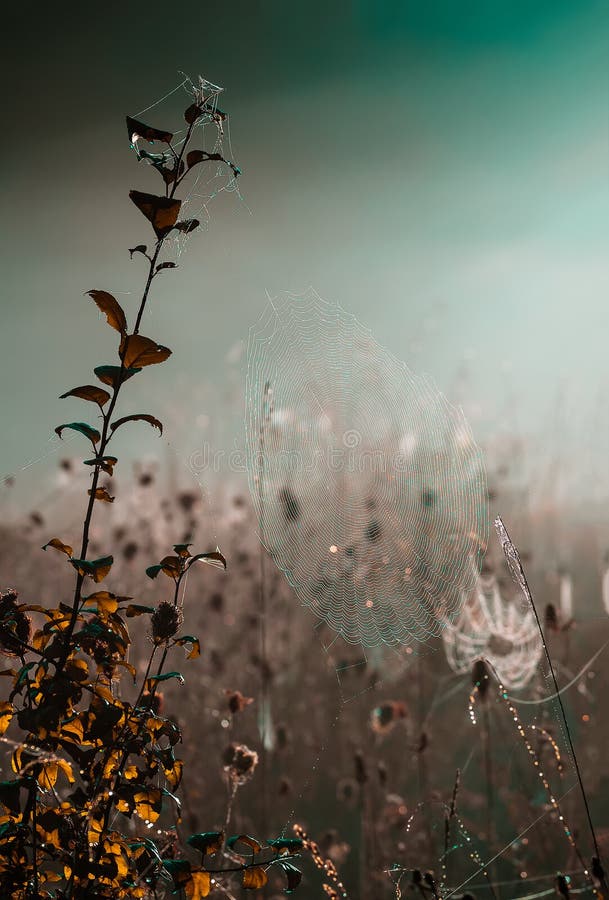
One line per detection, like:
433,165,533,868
59,385,111,408
161,858,191,887
268,838,304,852
110,414,163,436
55,422,100,445
145,672,185,691
94,365,141,388
187,831,223,857
69,555,113,583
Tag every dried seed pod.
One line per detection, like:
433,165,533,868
0,590,32,657
222,742,259,785
151,601,181,643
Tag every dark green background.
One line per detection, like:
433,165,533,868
2,1,608,502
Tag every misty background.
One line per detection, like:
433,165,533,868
2,0,608,519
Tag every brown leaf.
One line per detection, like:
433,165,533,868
119,334,172,368
173,219,200,234
129,190,181,238
83,456,118,476
184,104,204,125
87,290,127,335
60,385,111,407
88,487,115,503
110,414,163,436
126,116,173,144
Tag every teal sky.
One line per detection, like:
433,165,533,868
2,1,608,508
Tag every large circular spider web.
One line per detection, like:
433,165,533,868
245,290,489,647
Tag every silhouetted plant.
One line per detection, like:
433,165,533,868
0,76,302,899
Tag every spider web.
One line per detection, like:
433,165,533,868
242,290,603,897
244,289,489,647
132,74,244,259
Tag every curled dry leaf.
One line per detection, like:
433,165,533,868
126,115,173,145
88,487,115,503
83,456,118,476
189,550,227,570
59,385,111,407
110,414,163,436
42,538,73,557
86,290,127,335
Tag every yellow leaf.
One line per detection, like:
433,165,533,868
243,866,268,889
57,759,75,783
32,630,51,652
37,763,59,790
186,870,211,899
94,684,115,704
103,751,120,781
65,658,89,683
164,759,183,790
37,758,74,790
37,824,61,850
44,869,62,881
81,592,119,616
60,717,84,744
88,818,103,845
43,537,73,557
134,788,162,823
0,702,13,736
